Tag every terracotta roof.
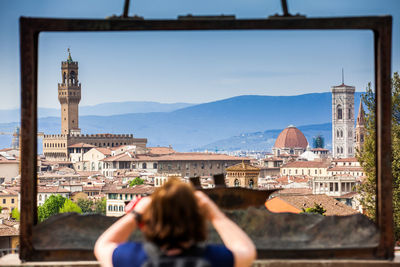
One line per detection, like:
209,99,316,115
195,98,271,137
37,186,70,193
282,161,330,168
274,125,308,149
332,158,358,162
93,147,112,155
275,176,310,185
68,143,96,148
148,147,175,155
226,162,260,171
0,155,18,163
103,152,247,162
337,192,358,198
0,224,19,237
272,194,358,216
328,166,364,172
106,184,155,194
0,190,18,196
272,188,312,196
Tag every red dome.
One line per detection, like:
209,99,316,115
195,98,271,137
274,125,308,149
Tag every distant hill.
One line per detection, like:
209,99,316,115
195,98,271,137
0,101,194,123
0,92,362,152
194,122,332,152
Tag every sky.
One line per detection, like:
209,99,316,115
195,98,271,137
0,0,399,109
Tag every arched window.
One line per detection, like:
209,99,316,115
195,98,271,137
98,162,102,170
337,105,342,119
91,162,95,170
119,206,124,212
348,108,351,119
39,195,42,201
113,205,118,211
153,163,158,169
337,147,340,154
142,163,147,169
69,71,76,84
340,130,343,138
234,179,240,187
108,205,112,211
63,72,66,83
341,147,344,154
360,134,364,142
337,130,340,137
249,179,254,188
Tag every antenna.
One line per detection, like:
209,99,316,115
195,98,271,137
342,68,344,85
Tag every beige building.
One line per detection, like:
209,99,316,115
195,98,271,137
37,186,71,206
0,153,19,183
312,175,358,197
281,160,331,177
102,152,248,178
328,157,364,178
43,51,147,161
81,147,112,172
0,190,18,214
226,162,260,188
106,185,154,217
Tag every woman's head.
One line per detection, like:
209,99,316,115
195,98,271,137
142,178,207,248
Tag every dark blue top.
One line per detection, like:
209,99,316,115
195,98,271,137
112,242,234,267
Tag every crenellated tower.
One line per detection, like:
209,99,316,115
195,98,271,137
58,49,81,135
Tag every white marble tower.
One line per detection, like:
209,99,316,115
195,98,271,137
332,80,355,158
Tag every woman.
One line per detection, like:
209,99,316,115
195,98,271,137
94,178,256,267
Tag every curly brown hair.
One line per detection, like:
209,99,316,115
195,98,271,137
142,178,207,249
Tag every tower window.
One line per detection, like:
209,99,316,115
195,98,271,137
348,108,351,119
337,105,342,119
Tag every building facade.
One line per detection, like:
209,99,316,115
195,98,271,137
226,162,260,188
332,83,355,158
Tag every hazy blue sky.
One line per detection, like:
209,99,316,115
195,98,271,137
0,0,399,109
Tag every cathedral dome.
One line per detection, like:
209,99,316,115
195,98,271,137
274,125,308,149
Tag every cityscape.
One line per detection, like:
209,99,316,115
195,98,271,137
0,50,369,254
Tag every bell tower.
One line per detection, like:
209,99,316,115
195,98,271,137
331,76,355,158
58,49,81,135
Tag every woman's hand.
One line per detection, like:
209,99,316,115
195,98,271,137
195,191,224,221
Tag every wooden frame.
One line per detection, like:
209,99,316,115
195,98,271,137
19,15,392,261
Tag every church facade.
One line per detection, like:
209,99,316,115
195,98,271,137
43,51,147,161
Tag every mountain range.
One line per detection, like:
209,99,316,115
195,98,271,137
0,92,363,152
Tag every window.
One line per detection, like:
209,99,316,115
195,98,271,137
11,198,15,204
142,163,147,169
153,163,157,169
249,179,254,188
3,199,5,204
337,105,342,119
234,179,240,187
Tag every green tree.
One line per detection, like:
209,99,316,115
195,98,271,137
129,177,144,187
313,134,325,148
77,198,94,213
0,206,2,213
94,197,106,215
301,203,326,216
59,199,82,214
38,195,66,222
11,208,20,221
357,72,400,242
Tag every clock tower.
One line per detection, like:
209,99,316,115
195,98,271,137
332,81,355,158
58,49,81,135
